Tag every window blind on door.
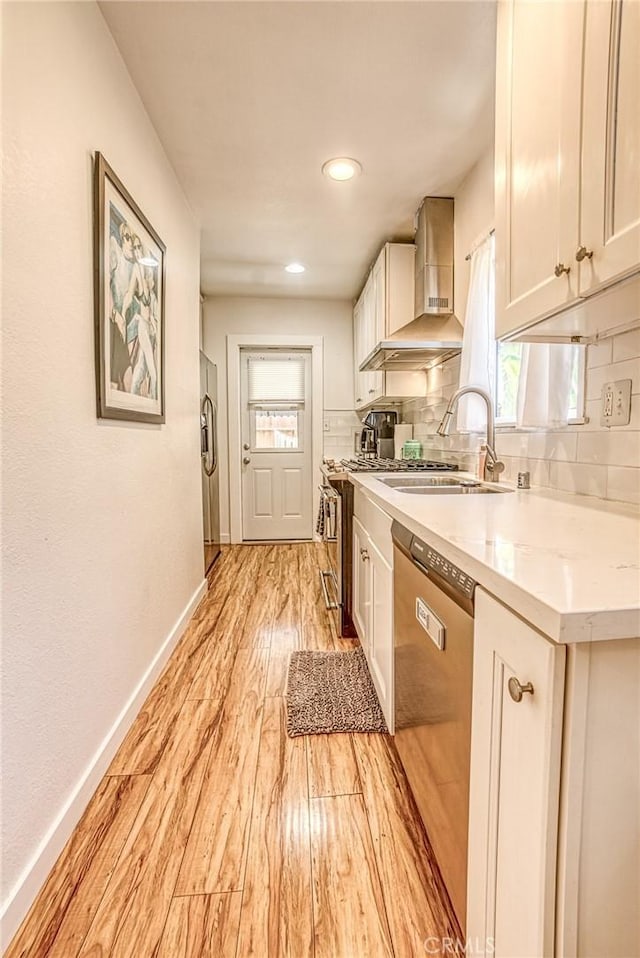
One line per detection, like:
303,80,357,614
247,355,305,404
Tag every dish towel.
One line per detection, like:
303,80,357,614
316,498,325,537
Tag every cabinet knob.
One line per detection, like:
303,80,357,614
243,457,251,465
360,548,370,562
508,676,534,703
554,263,571,277
368,388,376,394
576,245,594,262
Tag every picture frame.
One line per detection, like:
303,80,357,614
93,152,166,423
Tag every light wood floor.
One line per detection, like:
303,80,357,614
6,544,460,958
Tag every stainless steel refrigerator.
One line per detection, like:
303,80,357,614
200,351,221,573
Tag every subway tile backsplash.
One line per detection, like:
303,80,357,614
401,326,640,505
323,410,362,462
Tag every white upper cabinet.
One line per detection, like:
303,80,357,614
353,243,427,412
495,0,583,338
580,0,640,295
495,0,640,340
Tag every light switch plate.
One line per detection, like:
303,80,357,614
601,379,632,427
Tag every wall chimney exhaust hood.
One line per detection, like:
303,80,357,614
360,197,463,372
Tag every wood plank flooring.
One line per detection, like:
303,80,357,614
6,543,460,958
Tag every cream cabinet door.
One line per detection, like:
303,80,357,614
353,297,367,410
580,0,640,295
362,277,384,404
372,247,386,343
467,589,566,958
352,516,370,650
367,536,393,731
495,0,584,338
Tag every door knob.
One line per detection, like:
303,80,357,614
576,245,594,262
554,263,571,277
243,457,251,465
243,443,250,450
508,676,534,703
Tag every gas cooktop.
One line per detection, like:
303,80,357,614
339,457,459,473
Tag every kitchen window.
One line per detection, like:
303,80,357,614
495,341,586,426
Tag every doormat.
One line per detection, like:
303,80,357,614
286,646,388,736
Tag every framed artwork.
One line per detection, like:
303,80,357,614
93,152,166,423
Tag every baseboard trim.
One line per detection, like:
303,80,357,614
0,577,207,948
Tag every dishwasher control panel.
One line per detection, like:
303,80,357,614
410,537,476,600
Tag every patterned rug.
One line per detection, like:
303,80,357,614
286,646,388,736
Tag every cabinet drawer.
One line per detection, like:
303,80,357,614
353,488,393,564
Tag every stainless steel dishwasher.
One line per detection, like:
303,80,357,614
392,520,475,929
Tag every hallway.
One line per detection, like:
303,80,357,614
7,545,459,958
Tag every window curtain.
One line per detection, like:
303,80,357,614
516,343,574,428
457,233,496,432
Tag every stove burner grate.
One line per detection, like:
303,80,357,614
340,457,458,473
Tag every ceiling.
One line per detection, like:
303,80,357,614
100,1,496,301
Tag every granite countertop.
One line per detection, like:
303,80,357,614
350,472,640,644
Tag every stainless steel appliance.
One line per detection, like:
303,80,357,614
318,481,340,622
318,458,459,639
359,198,464,373
392,520,475,928
338,457,459,474
359,409,397,457
200,351,221,573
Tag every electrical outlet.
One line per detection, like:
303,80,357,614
323,419,330,432
601,379,632,427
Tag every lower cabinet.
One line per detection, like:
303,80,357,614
352,515,370,654
352,495,394,731
468,589,640,958
467,588,566,958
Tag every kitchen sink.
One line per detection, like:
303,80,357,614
377,475,512,495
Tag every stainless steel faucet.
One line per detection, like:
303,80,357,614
436,386,505,482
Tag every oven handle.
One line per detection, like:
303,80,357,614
319,570,339,610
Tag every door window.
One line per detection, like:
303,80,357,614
247,352,306,452
252,408,301,450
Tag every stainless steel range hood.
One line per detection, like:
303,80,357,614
360,197,463,372
361,336,461,371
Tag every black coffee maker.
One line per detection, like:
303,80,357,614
360,410,398,459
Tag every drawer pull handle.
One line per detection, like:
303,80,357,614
554,263,571,277
508,677,534,703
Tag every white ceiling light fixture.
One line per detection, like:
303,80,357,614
285,262,305,274
322,157,362,182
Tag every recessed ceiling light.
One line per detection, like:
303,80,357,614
285,262,305,274
322,157,362,181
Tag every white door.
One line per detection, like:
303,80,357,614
580,0,640,295
495,0,584,337
240,349,313,541
368,536,393,730
467,589,566,958
352,516,370,650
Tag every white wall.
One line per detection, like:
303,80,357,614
203,296,354,537
1,0,203,930
453,147,495,319
403,147,640,504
